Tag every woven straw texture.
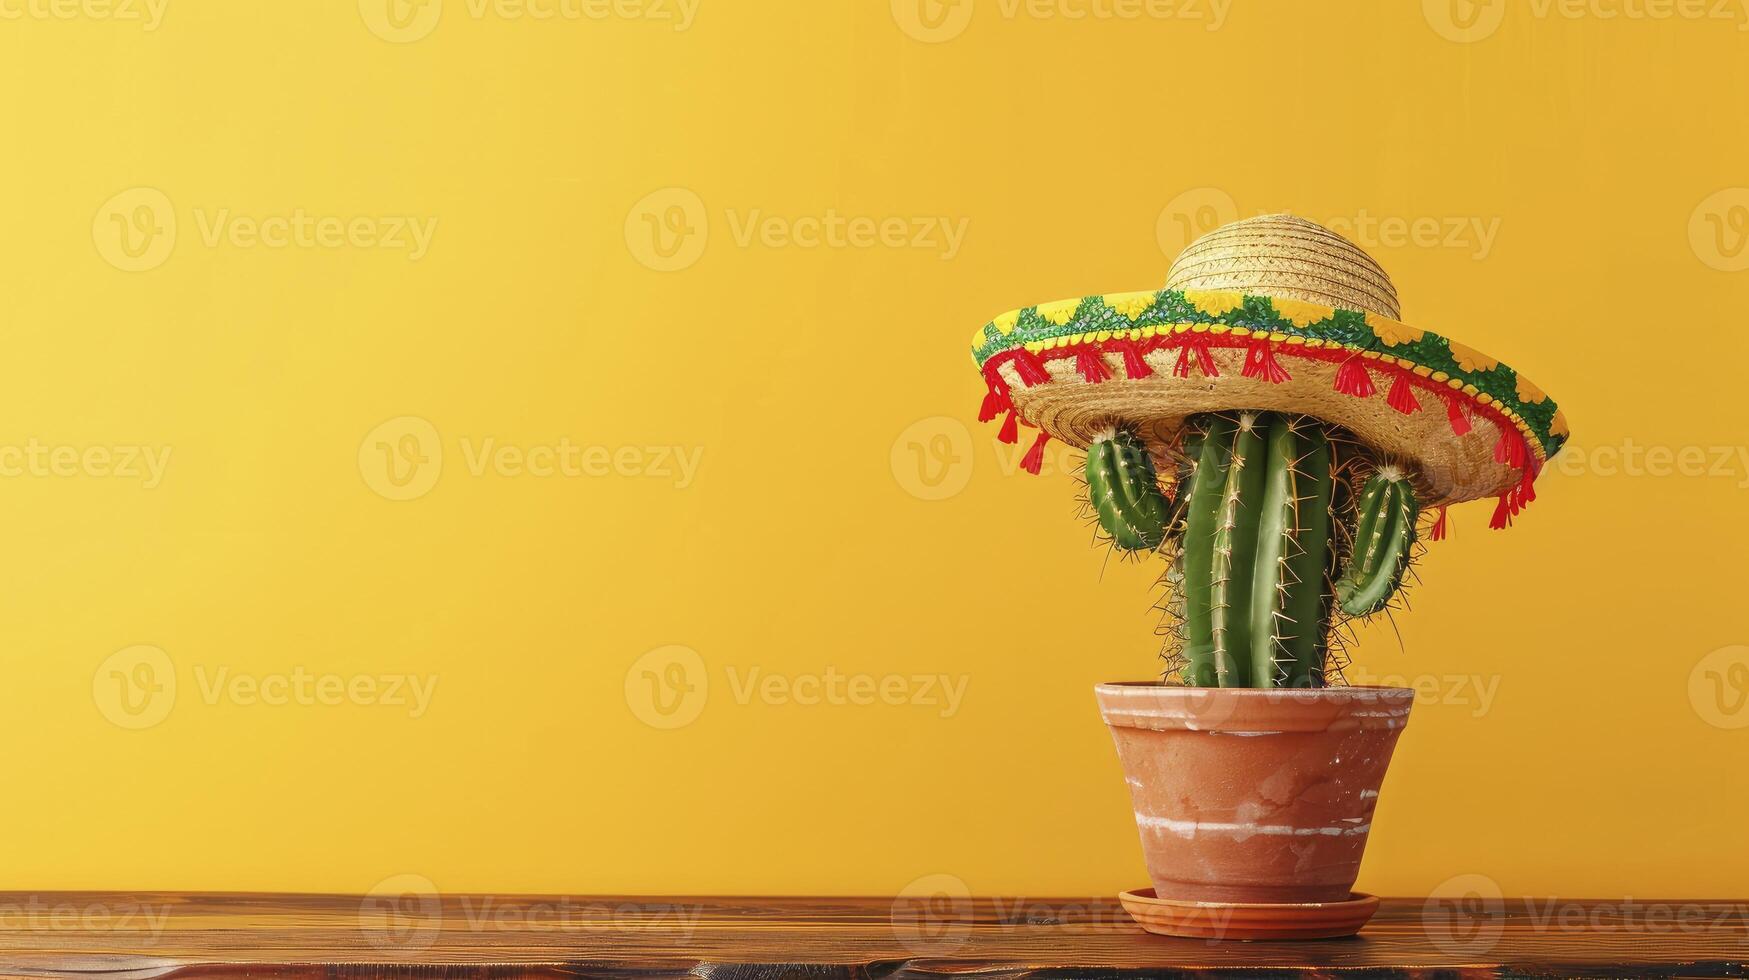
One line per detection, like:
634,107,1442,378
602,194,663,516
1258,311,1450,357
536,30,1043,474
1165,215,1402,320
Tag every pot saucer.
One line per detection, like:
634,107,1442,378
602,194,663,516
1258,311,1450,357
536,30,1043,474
1118,887,1379,941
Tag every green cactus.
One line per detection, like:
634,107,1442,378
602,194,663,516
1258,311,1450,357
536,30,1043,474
1084,411,1419,689
1084,429,1171,552
1336,469,1418,617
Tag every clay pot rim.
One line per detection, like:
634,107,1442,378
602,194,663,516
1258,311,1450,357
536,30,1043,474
1095,682,1414,733
1096,681,1413,698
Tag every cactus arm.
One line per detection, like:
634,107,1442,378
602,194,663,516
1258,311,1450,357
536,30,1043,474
1338,477,1394,609
1337,473,1419,617
1247,416,1297,689
1210,413,1266,688
1281,424,1334,688
1177,416,1234,687
1118,433,1173,543
1085,430,1169,552
1113,434,1165,513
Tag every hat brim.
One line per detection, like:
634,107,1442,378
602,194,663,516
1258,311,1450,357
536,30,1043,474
972,289,1566,515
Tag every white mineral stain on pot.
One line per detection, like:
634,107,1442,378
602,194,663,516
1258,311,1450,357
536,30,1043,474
1134,815,1373,840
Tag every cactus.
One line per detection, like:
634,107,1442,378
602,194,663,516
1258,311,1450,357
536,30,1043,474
1084,429,1171,552
1084,411,1419,689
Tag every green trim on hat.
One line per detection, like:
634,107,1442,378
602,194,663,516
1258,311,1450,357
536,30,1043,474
971,288,1566,459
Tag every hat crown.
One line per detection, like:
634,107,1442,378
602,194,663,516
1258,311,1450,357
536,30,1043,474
1165,214,1402,321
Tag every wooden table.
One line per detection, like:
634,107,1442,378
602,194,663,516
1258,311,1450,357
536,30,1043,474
0,892,1744,978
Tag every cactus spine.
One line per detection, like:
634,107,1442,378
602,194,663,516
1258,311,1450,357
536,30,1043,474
1083,411,1420,689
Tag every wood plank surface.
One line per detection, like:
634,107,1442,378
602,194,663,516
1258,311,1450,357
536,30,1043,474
0,892,1742,978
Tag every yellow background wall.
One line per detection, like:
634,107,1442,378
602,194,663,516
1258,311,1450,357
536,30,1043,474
1,0,1745,899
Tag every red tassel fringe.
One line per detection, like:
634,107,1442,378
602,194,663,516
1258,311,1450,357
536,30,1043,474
998,410,1019,445
1075,347,1113,384
978,385,1010,423
1386,374,1421,415
1012,349,1050,387
1505,464,1539,517
1020,430,1049,475
1493,426,1528,468
1333,359,1375,398
1430,505,1449,542
1241,338,1291,384
1444,392,1473,436
1489,493,1513,530
1119,340,1154,380
1490,449,1543,531
1173,337,1218,379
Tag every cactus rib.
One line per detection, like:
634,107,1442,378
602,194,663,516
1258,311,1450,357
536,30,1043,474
1248,416,1297,688
1281,424,1334,688
1209,413,1266,688
1177,416,1234,687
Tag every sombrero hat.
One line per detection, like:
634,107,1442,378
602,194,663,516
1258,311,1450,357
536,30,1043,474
970,214,1567,534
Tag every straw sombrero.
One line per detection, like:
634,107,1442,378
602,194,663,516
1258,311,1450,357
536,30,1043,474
970,214,1567,533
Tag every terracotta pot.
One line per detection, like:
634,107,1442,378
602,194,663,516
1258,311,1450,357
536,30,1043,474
1096,683,1413,906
